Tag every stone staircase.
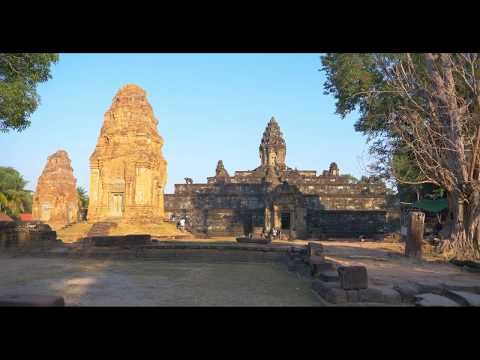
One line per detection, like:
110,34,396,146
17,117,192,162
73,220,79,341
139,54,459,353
87,222,118,237
56,221,94,243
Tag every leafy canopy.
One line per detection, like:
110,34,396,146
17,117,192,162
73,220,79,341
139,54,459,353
0,53,59,132
321,53,437,185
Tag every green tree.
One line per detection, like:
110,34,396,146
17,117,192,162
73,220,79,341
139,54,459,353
321,53,480,260
0,53,59,132
0,167,32,218
342,173,359,182
77,186,88,209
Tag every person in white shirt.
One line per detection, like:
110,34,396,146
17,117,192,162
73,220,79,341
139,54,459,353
271,228,277,239
179,218,186,231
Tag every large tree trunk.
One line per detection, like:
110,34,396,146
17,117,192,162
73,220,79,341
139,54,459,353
445,193,480,260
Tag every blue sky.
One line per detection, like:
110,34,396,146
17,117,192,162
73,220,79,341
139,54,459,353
1,54,370,193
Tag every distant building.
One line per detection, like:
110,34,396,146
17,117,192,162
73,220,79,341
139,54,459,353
165,117,387,240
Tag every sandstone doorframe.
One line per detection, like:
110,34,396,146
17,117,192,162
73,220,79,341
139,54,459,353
263,183,307,240
109,192,125,217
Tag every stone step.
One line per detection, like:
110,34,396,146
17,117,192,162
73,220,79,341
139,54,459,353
444,290,480,306
87,222,118,237
414,293,461,307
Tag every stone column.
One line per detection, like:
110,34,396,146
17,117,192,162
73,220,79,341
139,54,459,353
158,186,165,218
88,166,101,221
405,211,425,258
264,206,272,234
290,207,296,240
273,205,281,229
295,206,307,239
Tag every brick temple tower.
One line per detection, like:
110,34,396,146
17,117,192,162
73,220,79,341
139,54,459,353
259,117,287,170
87,84,167,223
32,150,79,230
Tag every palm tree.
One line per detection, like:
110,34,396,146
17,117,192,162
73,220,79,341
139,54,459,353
77,187,88,208
0,191,8,212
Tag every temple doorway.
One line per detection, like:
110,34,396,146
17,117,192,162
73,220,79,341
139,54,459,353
280,211,291,230
110,193,124,217
243,215,253,235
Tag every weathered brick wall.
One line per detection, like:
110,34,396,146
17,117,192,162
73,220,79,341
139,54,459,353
0,222,58,248
306,210,386,238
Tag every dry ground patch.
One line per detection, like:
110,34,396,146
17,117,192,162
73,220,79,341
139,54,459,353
0,255,320,306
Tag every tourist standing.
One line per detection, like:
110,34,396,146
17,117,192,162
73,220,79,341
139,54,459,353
271,227,277,240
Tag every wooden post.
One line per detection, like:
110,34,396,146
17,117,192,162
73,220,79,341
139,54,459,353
405,211,425,258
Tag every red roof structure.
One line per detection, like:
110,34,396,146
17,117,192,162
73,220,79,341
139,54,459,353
19,213,33,221
0,212,14,222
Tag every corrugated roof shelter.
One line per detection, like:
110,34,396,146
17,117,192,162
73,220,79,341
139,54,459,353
19,213,33,221
413,198,448,213
0,212,14,222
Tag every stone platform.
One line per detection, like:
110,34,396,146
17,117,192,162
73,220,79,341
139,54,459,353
0,294,65,307
236,237,271,245
10,240,305,264
4,238,479,306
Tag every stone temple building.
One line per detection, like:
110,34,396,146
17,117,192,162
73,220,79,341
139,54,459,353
32,150,79,230
165,117,387,239
87,84,167,223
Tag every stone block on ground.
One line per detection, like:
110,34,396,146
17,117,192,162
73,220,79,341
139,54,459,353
444,290,480,306
307,242,324,256
358,286,402,304
393,283,422,303
345,289,360,303
337,266,368,290
309,254,326,265
318,271,340,282
310,262,335,276
312,280,347,304
414,282,444,295
0,294,65,307
414,293,460,307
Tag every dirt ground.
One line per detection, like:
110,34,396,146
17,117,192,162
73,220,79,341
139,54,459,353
1,240,478,306
0,255,321,306
318,241,480,289
150,238,480,290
